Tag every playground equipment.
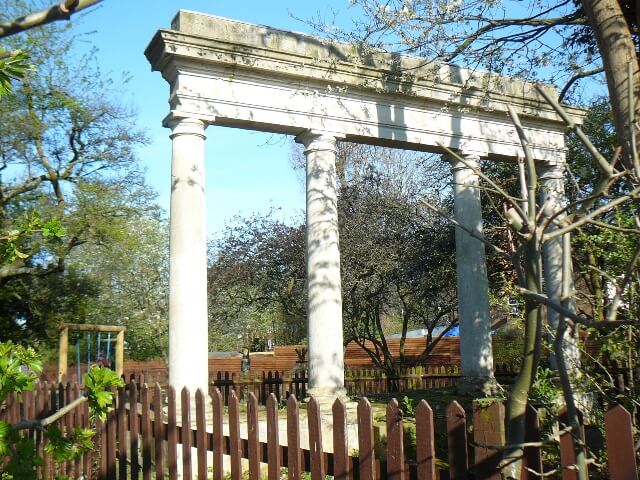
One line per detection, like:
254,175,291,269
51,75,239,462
57,323,126,383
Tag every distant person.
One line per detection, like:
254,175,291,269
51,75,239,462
241,348,250,373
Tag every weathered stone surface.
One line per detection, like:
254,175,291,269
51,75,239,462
146,11,585,162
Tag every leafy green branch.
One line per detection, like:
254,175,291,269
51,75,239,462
0,49,30,97
0,341,123,479
0,212,65,265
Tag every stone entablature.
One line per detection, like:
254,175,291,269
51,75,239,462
145,10,584,162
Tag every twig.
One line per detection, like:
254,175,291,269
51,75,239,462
517,156,528,215
11,395,87,430
418,198,510,259
517,288,629,329
558,67,605,102
555,233,588,480
507,105,536,221
472,424,571,451
585,264,618,288
587,219,640,234
535,85,613,176
438,143,529,222
607,238,640,321
628,61,640,179
544,187,640,241
0,0,102,39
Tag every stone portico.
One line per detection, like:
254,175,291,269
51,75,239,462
145,11,584,399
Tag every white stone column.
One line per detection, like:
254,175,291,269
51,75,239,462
296,130,345,401
538,162,580,372
450,153,496,395
168,117,209,395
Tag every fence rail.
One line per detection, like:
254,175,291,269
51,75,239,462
2,380,638,480
122,364,519,407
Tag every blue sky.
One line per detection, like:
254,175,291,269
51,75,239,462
76,1,358,236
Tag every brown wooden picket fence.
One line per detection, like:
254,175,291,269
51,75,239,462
1,383,92,479
208,365,519,407
2,380,638,480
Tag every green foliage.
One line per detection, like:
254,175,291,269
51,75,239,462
208,210,307,351
529,367,560,406
492,327,525,368
595,325,636,363
1,432,43,480
0,49,30,98
0,341,121,479
0,0,166,350
399,395,416,417
84,365,124,420
1,211,64,265
0,341,41,401
43,425,93,463
0,421,9,457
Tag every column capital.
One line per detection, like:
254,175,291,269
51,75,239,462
166,116,207,140
537,161,565,181
295,130,343,154
448,152,482,173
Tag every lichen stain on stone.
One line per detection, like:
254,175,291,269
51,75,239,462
267,33,282,50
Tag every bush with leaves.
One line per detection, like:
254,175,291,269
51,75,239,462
0,340,123,479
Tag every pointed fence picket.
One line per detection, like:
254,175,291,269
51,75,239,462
604,405,639,480
180,387,193,480
2,380,638,480
333,398,349,480
447,401,468,480
266,393,281,480
129,382,140,480
415,400,436,480
287,395,302,480
307,397,325,480
229,391,242,480
247,392,260,480
195,389,207,480
357,398,376,480
472,402,504,480
167,386,178,480
211,387,224,480
386,399,404,480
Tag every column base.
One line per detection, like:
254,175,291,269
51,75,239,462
305,386,349,409
456,375,499,398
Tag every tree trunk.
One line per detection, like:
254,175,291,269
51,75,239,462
587,251,605,321
503,238,543,479
581,0,640,167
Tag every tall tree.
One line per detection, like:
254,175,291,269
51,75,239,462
0,0,150,343
67,214,170,360
208,212,307,351
211,144,459,381
337,153,458,378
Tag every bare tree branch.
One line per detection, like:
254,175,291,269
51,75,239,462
536,85,613,176
544,187,640,241
518,287,629,328
0,0,102,39
607,238,640,321
559,67,605,102
438,142,529,222
418,198,510,258
12,395,87,431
